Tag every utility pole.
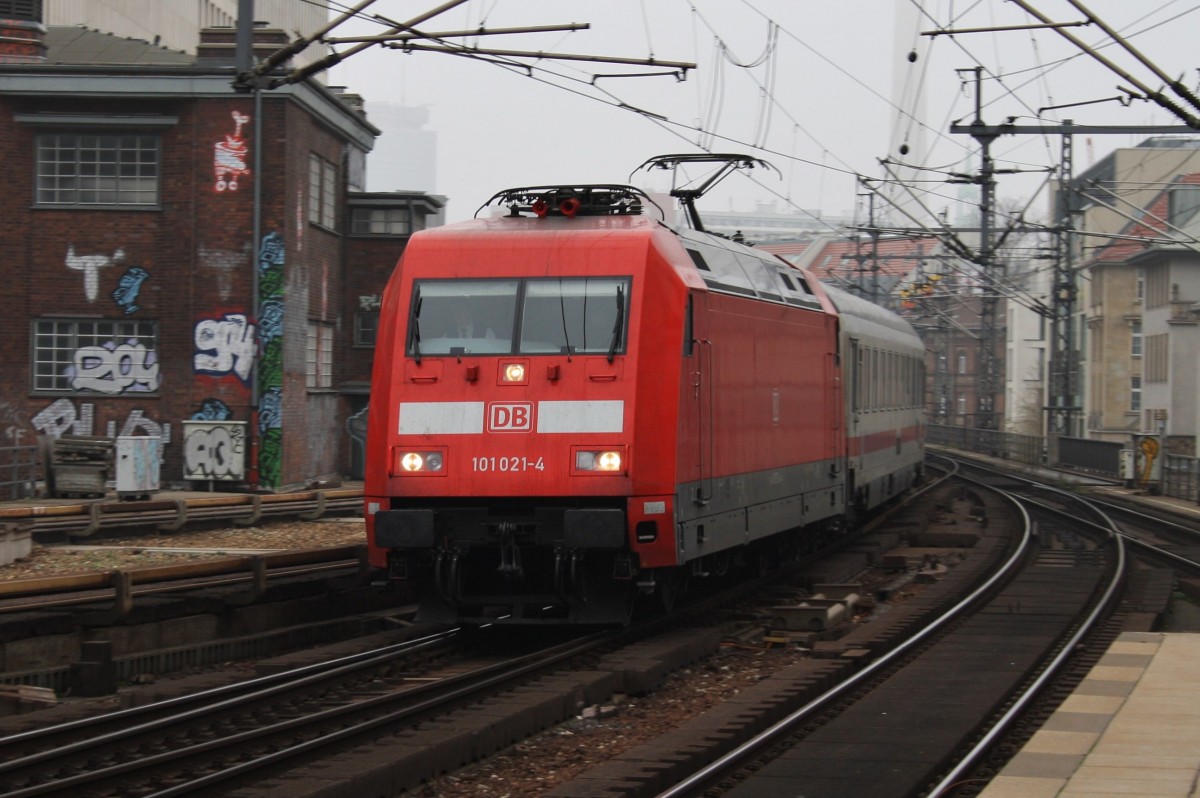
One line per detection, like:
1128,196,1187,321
949,98,1191,436
844,191,882,301
1049,123,1078,438
951,68,1002,431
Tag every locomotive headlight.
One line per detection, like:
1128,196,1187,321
393,449,446,475
596,451,622,471
574,448,624,473
502,363,526,383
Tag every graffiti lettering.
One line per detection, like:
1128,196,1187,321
66,245,124,302
32,400,171,454
71,341,161,394
112,267,149,314
185,424,246,480
194,314,256,383
32,398,89,438
105,409,169,442
1,401,31,444
192,398,233,421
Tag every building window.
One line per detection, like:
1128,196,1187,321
33,318,160,393
1131,320,1142,357
36,133,159,207
350,207,413,236
1146,333,1168,383
306,321,334,388
308,154,337,229
956,393,966,415
1169,185,1200,226
1144,264,1168,308
1130,375,1141,412
956,349,967,374
354,311,378,346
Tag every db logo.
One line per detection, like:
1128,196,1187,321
488,402,533,432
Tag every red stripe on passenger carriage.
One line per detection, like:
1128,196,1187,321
848,424,924,457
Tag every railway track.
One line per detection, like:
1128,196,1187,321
520,462,1126,798
0,625,601,797
5,458,1194,797
0,480,944,797
923,455,1200,796
0,565,811,798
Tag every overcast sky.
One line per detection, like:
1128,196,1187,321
325,1,1200,225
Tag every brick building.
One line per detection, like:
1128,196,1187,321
0,12,441,491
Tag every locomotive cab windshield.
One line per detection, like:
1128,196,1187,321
406,276,631,357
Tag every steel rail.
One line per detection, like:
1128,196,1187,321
926,476,1128,796
0,628,459,752
3,628,618,798
656,479,1034,798
951,455,1200,573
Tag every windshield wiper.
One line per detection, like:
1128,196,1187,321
407,288,423,364
607,285,624,363
558,278,573,356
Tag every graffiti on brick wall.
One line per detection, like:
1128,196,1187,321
184,422,246,480
31,399,90,439
1,401,31,445
32,398,172,451
214,110,251,192
68,340,161,394
192,398,233,421
66,245,124,302
194,313,256,384
199,245,249,303
112,267,149,314
257,232,286,487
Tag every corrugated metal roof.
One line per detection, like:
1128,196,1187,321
44,25,193,66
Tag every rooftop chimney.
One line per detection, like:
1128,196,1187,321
0,0,46,63
197,25,291,67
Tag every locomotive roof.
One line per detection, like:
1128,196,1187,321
414,213,833,311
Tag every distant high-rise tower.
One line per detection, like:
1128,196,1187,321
364,102,437,194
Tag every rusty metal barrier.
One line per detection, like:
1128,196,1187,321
0,543,370,614
0,487,363,538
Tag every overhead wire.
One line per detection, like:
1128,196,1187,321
316,0,1200,248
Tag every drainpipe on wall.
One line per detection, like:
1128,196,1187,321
236,0,263,487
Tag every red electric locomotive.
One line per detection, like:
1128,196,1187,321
364,155,925,624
